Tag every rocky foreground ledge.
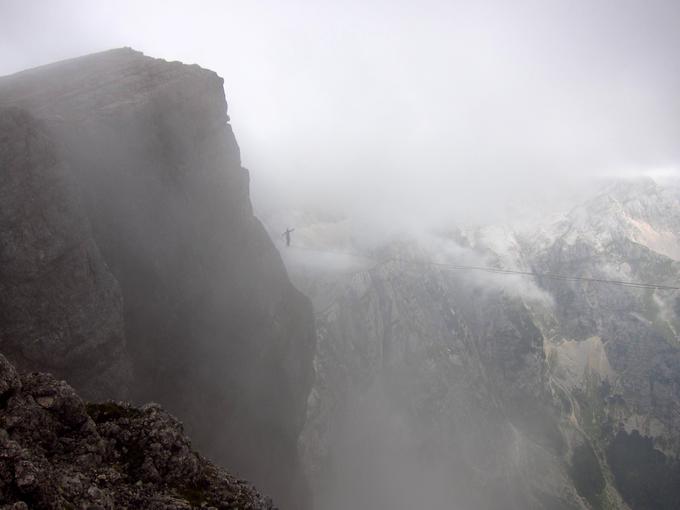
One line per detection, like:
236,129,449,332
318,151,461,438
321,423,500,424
0,354,274,510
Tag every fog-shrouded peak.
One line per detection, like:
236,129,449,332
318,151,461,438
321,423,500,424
3,3,680,509
2,0,680,229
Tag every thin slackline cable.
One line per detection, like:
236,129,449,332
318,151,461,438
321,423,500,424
284,245,679,291
281,245,680,315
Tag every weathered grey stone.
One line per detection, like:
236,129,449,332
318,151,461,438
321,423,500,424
0,106,130,401
0,49,315,508
0,353,274,509
295,243,583,510
293,179,680,510
0,355,21,399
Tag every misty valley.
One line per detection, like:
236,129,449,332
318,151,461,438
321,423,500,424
2,3,680,509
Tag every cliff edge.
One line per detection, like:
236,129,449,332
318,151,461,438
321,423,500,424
0,49,315,508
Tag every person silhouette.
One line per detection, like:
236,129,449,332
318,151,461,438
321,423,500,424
282,228,295,247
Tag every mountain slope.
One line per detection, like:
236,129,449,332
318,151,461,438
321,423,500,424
292,243,587,510
282,178,680,510
527,179,680,509
0,49,315,509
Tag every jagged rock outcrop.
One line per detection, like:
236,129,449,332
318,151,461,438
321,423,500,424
526,179,680,509
0,353,274,509
0,49,315,509
0,106,130,401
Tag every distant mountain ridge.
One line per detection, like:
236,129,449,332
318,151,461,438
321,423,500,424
281,177,680,510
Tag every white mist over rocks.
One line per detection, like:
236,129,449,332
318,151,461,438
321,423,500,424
4,3,680,510
2,0,680,230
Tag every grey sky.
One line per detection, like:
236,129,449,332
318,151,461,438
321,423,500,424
2,0,679,225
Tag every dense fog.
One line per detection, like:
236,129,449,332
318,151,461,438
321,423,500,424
2,0,680,227
3,2,680,510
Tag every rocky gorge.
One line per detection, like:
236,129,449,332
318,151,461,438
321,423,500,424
1,47,679,510
280,178,680,510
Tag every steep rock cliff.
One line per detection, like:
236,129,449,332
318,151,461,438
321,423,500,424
284,179,680,510
526,179,680,509
0,106,130,401
290,243,585,510
0,49,315,508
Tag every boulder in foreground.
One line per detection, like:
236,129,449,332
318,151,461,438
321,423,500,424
0,354,274,509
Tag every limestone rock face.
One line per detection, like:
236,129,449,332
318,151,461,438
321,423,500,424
0,353,274,510
284,178,680,510
526,180,680,509
293,245,585,510
0,49,315,508
0,106,130,401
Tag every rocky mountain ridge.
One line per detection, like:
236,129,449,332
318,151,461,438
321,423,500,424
280,177,680,510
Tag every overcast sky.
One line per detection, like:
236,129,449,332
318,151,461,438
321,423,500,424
2,0,679,226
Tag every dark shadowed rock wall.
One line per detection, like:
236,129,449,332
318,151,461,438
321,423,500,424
0,106,130,401
0,49,315,509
